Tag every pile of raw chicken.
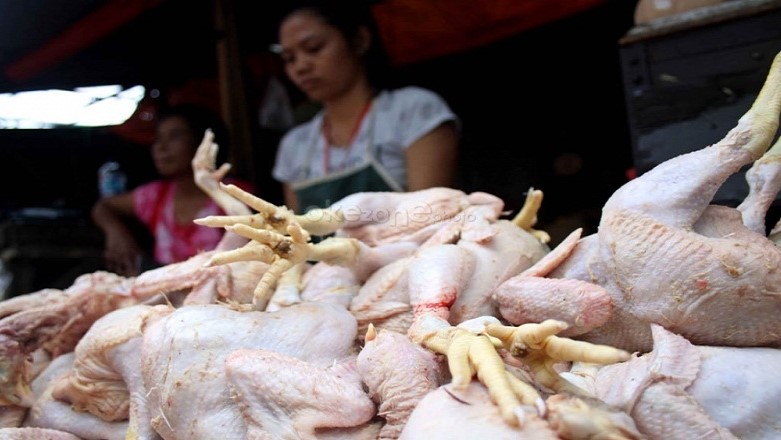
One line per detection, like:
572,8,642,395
2,53,781,440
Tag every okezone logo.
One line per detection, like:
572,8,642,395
301,203,479,227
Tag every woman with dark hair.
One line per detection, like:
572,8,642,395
271,0,460,213
91,104,253,276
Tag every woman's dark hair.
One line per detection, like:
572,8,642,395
156,104,231,164
276,0,395,90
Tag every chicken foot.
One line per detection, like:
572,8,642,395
206,221,362,310
196,182,345,238
200,188,416,310
191,129,251,218
511,188,551,244
484,320,630,394
416,322,543,426
413,317,630,428
737,135,781,235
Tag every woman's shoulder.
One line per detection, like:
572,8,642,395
377,86,456,126
134,179,168,196
381,86,446,105
377,86,453,119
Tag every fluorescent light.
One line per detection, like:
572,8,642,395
74,85,123,99
0,85,145,128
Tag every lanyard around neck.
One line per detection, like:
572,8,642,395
322,101,373,174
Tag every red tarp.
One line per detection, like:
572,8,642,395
373,0,607,65
5,0,164,82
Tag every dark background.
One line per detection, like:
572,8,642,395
0,0,642,295
0,0,638,230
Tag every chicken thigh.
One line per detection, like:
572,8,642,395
225,351,377,440
356,326,446,439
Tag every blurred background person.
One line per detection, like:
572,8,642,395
271,0,460,213
91,104,254,276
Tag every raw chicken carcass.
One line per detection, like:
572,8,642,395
49,304,171,439
349,199,549,338
0,427,81,439
24,353,129,440
225,351,378,440
329,188,502,245
590,324,781,439
194,184,508,311
356,326,446,439
0,255,267,408
141,301,360,439
200,185,631,430
0,272,134,406
399,382,558,440
498,51,781,352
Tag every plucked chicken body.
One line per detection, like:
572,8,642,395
498,51,781,352
0,427,82,439
399,382,558,439
50,304,171,440
350,209,548,338
24,353,129,440
141,301,359,440
356,327,445,439
225,351,377,440
592,325,781,439
330,187,483,245
0,272,135,407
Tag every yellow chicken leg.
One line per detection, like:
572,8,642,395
511,188,550,244
486,320,630,392
419,326,543,426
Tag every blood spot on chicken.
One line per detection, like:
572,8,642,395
695,279,708,291
414,301,454,314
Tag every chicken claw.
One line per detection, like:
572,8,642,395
207,240,277,266
221,223,310,310
205,216,364,310
546,393,644,440
511,188,550,244
196,183,345,237
191,129,251,216
485,320,630,393
418,326,543,426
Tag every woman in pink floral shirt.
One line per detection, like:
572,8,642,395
92,105,254,276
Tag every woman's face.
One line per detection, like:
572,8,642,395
278,10,365,102
151,115,197,177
